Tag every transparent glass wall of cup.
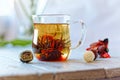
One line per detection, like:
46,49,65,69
32,14,86,61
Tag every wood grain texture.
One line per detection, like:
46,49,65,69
0,73,53,80
55,69,105,80
105,68,120,78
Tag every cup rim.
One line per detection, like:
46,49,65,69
32,14,70,17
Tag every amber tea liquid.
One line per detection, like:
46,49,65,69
32,23,71,61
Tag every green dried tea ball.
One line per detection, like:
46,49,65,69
20,50,33,63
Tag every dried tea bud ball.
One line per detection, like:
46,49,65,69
20,50,33,63
84,51,95,63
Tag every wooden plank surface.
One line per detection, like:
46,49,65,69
0,47,120,80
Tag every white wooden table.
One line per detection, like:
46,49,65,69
0,46,120,80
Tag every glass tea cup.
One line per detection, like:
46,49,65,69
32,14,86,61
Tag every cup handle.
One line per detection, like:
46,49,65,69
70,20,86,49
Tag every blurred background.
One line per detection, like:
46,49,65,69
0,0,15,41
0,0,120,53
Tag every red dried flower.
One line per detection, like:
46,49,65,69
86,38,110,59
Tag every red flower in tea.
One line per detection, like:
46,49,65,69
35,34,66,61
